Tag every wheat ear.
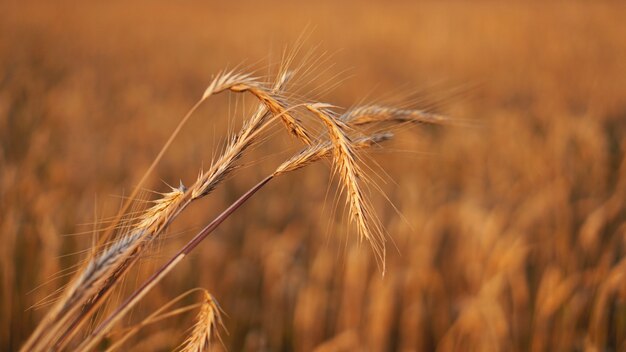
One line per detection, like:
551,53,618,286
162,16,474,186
342,105,448,126
306,103,386,273
204,70,311,144
178,291,224,352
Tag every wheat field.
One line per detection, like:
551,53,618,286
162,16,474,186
2,1,626,351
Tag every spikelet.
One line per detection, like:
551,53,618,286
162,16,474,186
201,70,257,100
135,182,186,230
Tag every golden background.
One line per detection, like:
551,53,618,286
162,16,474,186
1,1,626,350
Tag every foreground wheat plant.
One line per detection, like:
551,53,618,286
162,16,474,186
22,61,447,351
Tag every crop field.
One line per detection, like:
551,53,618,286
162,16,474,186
1,1,626,351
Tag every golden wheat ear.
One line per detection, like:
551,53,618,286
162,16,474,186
305,103,386,273
202,70,311,144
99,288,223,352
179,292,225,352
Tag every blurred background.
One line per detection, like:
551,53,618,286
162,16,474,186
2,0,626,351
